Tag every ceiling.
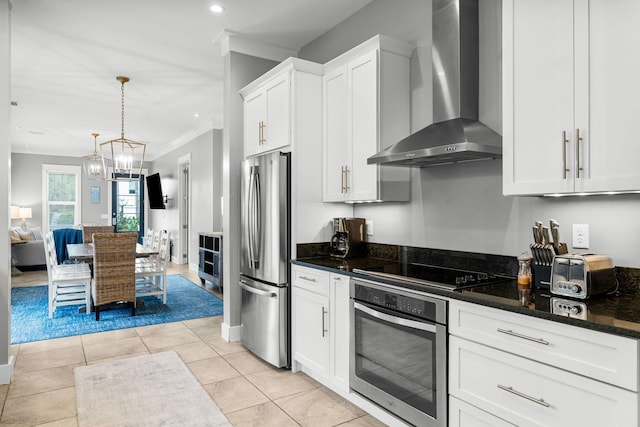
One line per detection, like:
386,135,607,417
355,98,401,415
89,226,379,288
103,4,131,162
9,0,371,160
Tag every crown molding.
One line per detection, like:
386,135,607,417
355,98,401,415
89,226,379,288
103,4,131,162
213,30,298,62
147,118,219,161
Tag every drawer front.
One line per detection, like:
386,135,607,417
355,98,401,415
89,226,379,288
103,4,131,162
450,336,638,427
449,396,515,427
292,265,329,296
449,300,639,391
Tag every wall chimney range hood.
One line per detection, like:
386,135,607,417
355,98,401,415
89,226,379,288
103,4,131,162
368,0,501,167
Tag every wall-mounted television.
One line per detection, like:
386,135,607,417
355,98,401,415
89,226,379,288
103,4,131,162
146,173,166,209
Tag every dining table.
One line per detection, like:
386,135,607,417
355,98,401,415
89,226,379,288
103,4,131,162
67,242,159,262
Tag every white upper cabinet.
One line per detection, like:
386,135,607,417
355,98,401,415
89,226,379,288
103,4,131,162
322,35,413,202
503,0,640,195
240,58,323,158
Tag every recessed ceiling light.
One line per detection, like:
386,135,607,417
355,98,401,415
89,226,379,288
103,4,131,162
194,113,200,118
210,4,224,13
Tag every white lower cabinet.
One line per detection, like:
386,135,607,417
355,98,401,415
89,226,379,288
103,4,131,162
449,396,515,427
449,301,640,427
292,265,349,391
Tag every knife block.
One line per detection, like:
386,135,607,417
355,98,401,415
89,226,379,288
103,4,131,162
533,264,552,290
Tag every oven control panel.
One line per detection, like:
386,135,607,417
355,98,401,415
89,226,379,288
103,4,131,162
353,283,436,321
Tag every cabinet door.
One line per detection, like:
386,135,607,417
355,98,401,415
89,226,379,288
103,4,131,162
292,287,330,380
329,273,349,393
348,50,379,201
576,0,640,192
503,0,575,195
323,66,349,202
244,90,265,158
449,396,515,427
263,72,291,153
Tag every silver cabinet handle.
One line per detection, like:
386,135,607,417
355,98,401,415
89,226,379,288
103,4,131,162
498,384,550,407
344,166,350,191
299,276,316,283
562,130,569,179
497,328,549,345
575,128,583,178
321,307,327,337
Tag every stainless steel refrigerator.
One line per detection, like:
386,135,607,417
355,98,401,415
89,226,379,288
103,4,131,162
239,151,290,368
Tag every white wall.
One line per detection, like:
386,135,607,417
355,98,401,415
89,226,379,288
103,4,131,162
148,129,222,267
299,0,640,268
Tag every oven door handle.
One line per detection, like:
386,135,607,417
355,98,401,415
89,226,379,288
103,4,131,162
353,302,437,333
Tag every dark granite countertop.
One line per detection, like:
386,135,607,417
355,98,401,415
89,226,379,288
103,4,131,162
292,257,640,340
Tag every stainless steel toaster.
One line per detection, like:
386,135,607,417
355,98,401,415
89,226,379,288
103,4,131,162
550,254,616,299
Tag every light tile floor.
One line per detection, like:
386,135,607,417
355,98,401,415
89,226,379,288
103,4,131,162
5,264,387,426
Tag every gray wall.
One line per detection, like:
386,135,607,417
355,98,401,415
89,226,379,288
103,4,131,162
2,0,11,372
299,0,640,268
148,128,222,267
11,153,114,229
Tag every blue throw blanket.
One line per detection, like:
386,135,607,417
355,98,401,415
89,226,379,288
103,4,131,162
52,228,83,264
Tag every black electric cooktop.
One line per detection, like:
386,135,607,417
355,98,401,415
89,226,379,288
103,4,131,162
353,262,513,291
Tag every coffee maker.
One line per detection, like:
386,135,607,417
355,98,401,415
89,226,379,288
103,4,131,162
330,218,366,258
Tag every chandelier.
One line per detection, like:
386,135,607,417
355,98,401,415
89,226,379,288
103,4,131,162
82,133,103,180
100,76,146,181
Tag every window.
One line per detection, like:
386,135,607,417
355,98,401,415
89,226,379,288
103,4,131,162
42,164,81,232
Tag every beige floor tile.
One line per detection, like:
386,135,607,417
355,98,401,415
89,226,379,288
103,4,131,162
35,416,78,427
1,387,76,426
187,356,241,385
85,351,150,366
8,364,80,399
15,346,85,373
135,320,189,337
183,315,223,329
223,351,275,376
203,335,248,356
225,401,299,427
156,341,219,363
19,336,82,355
339,415,388,427
190,324,222,341
139,329,201,350
83,336,148,362
245,369,319,401
275,387,366,427
203,376,269,414
80,327,139,346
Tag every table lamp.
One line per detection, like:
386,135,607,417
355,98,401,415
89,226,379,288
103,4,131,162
19,207,32,229
10,206,20,221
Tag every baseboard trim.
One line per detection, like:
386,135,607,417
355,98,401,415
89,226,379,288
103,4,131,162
0,356,15,384
221,323,241,342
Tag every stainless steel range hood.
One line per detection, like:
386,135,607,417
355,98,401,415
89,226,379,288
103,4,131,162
368,0,501,167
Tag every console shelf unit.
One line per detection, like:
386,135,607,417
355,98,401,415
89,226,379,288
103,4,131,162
198,232,223,292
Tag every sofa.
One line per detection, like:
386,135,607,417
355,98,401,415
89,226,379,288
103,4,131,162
11,227,46,269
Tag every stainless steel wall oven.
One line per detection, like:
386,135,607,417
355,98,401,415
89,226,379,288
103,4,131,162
350,278,447,427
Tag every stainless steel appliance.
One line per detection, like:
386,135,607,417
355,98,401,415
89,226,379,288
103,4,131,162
367,0,501,167
550,253,616,299
330,217,366,258
239,151,290,368
350,278,447,427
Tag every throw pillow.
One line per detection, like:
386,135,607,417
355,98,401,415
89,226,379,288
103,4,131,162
14,227,34,241
30,227,43,240
10,230,20,242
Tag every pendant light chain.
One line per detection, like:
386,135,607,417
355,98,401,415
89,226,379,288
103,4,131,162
120,78,126,139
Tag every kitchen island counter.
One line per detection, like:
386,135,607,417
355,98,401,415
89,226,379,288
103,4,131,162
293,257,640,339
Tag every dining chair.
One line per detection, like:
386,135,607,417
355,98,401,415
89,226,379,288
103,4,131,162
135,230,169,304
91,232,138,321
81,225,115,243
43,231,92,318
143,228,154,248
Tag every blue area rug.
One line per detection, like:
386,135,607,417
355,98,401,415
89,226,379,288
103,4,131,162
11,274,224,344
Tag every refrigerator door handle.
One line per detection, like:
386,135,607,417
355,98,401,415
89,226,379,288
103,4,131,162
239,280,277,298
245,167,254,268
250,166,261,269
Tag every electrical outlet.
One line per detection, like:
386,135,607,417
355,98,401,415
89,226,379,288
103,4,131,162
366,220,374,236
572,224,589,249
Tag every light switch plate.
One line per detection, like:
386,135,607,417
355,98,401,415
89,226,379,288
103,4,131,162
366,220,373,236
